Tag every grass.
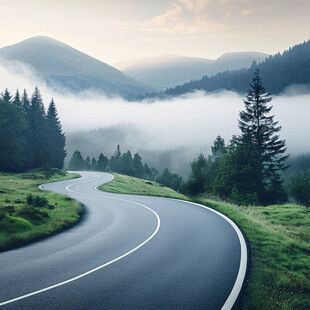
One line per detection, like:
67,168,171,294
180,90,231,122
0,169,82,251
99,173,310,309
99,173,188,200
194,198,310,310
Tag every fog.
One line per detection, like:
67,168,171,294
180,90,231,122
1,62,310,177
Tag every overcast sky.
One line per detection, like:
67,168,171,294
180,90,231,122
0,0,309,64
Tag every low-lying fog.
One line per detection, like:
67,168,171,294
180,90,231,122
1,62,310,177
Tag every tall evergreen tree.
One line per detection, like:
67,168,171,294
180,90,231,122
2,88,12,103
21,89,30,109
117,151,134,175
69,150,85,170
109,145,122,171
211,136,226,160
85,156,91,170
46,98,66,168
96,153,108,171
12,89,22,106
29,87,48,168
236,69,288,203
133,152,144,178
91,157,97,170
21,89,32,169
0,99,28,171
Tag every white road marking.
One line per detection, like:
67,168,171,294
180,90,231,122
171,199,247,310
1,172,247,309
0,173,160,307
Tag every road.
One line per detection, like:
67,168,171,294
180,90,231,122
0,172,247,310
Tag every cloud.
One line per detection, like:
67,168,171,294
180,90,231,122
1,61,310,176
241,5,271,16
101,1,223,35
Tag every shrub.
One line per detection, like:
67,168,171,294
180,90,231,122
26,194,48,208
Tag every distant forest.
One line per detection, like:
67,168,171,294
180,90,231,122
68,146,183,191
0,87,66,172
164,40,310,96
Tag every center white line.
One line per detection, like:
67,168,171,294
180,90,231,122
0,173,161,307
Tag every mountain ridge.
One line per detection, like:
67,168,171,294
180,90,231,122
164,40,310,96
116,52,269,90
0,36,154,99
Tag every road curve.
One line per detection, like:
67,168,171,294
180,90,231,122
0,172,247,309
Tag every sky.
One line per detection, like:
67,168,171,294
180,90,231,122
0,0,309,65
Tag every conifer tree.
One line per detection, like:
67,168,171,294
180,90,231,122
109,145,122,171
69,150,85,170
211,136,226,160
96,153,108,171
12,89,22,106
46,98,66,168
29,87,48,168
85,156,91,170
236,69,288,203
133,152,144,178
21,89,32,169
21,89,30,109
2,88,12,103
0,99,27,171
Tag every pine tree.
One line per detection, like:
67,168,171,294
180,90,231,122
133,152,144,178
236,69,288,204
69,150,85,170
29,87,48,168
109,145,122,171
85,156,91,170
211,135,226,160
2,88,12,103
21,89,30,109
96,153,108,171
12,89,22,106
46,98,66,168
0,99,28,171
21,89,32,169
143,163,152,179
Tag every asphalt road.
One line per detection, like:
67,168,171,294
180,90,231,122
0,172,247,310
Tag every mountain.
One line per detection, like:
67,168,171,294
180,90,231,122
165,40,310,96
115,52,269,90
0,36,153,99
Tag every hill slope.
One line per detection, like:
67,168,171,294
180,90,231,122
116,52,268,90
165,40,310,96
0,36,153,99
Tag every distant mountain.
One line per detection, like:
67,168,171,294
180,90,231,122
115,52,269,90
0,36,153,99
165,40,310,96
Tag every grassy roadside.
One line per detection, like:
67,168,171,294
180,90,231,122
0,169,82,251
99,173,188,200
99,173,310,309
189,198,310,310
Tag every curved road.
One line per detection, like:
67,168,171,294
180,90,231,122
0,172,247,309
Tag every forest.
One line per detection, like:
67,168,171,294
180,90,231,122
182,70,310,206
68,146,183,191
0,87,66,172
165,40,310,96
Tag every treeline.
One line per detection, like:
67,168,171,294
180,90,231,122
165,40,310,96
0,87,66,172
68,146,182,191
182,70,289,206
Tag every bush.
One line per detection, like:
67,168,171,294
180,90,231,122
26,194,48,208
286,170,310,206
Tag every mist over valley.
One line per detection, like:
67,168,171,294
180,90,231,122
1,60,309,177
